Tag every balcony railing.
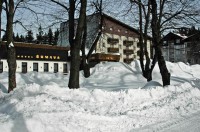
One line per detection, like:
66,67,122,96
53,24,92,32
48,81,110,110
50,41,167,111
123,41,133,47
90,53,120,62
107,38,119,44
124,58,134,64
123,49,134,54
108,47,119,53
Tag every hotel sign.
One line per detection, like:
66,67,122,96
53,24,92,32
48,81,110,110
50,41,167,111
0,45,69,61
17,55,61,60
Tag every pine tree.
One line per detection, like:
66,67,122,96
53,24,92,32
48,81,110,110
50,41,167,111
43,33,48,44
19,35,25,42
53,29,59,45
48,28,53,45
2,32,7,41
13,32,16,41
15,33,20,42
26,30,34,43
36,25,43,44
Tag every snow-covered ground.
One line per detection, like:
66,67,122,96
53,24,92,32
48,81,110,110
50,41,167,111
0,60,200,132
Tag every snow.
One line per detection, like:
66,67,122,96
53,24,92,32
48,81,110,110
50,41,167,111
8,42,14,48
68,48,91,56
174,33,188,39
1,60,200,132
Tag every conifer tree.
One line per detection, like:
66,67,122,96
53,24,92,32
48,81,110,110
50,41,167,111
53,29,59,45
43,33,48,44
48,28,53,45
26,30,34,43
19,35,25,42
15,33,20,42
2,32,6,41
36,25,43,44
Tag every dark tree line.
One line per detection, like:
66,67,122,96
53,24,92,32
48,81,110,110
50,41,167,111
175,26,200,36
36,26,59,45
1,27,59,45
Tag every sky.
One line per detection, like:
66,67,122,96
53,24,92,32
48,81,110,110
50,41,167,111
1,0,200,38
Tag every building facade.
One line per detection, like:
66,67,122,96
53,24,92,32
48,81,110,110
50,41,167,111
58,13,152,64
162,32,188,63
0,42,70,73
184,33,200,64
162,32,200,64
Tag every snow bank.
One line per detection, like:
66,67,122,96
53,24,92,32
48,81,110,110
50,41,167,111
0,81,200,132
0,61,200,132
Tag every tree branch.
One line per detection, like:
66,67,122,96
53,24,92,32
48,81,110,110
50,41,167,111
50,0,69,11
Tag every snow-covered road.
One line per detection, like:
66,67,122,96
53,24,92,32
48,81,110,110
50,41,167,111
135,111,200,132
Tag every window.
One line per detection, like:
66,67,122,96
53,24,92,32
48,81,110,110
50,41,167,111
54,63,58,73
107,38,119,44
163,41,167,45
102,43,105,47
187,43,191,47
63,64,68,73
176,39,180,44
0,61,3,73
137,42,140,47
137,50,140,56
22,62,27,73
33,63,38,72
44,63,48,72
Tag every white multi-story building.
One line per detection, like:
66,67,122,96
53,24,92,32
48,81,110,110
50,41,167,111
58,13,152,64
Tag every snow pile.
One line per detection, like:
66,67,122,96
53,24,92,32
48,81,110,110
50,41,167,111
0,61,200,132
83,62,146,90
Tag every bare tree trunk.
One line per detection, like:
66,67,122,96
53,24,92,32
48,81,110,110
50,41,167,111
68,0,87,88
87,0,103,61
6,0,17,92
138,0,145,75
69,44,81,88
81,18,90,78
83,0,102,78
137,0,152,81
0,0,3,42
143,0,152,81
150,0,170,86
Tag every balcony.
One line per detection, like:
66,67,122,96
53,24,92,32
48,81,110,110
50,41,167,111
123,41,133,47
123,49,134,54
107,38,119,44
124,58,134,64
108,47,119,53
90,53,120,62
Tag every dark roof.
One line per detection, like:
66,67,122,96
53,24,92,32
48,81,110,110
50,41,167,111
184,33,200,42
0,42,69,61
162,32,187,41
102,13,140,35
60,12,152,39
1,41,70,51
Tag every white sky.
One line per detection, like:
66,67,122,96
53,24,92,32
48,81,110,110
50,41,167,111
1,0,200,38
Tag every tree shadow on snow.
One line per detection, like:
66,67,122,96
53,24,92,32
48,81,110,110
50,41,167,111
171,76,192,84
0,100,29,132
0,88,44,132
0,83,7,93
11,110,29,132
